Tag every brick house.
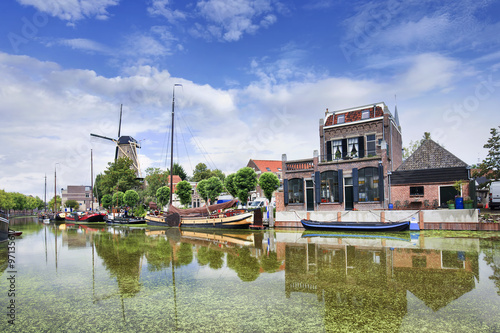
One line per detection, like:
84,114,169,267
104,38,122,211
246,159,283,201
61,185,96,211
279,102,402,212
390,139,471,209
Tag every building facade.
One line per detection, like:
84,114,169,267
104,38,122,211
61,185,96,211
279,102,402,212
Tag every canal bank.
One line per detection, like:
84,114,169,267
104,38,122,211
275,209,500,230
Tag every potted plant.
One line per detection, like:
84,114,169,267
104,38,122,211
464,196,473,209
453,180,465,209
447,199,455,209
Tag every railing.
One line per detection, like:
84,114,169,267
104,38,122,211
285,159,314,171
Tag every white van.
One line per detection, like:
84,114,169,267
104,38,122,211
489,181,500,209
248,198,268,208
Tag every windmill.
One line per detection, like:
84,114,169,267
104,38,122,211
90,105,142,178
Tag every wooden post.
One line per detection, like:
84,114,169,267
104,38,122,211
337,211,341,222
419,210,424,230
381,211,385,223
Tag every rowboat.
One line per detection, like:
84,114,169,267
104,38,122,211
301,219,410,232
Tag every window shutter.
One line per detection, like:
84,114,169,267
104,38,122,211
342,139,347,159
315,171,321,204
338,169,343,203
283,179,289,205
326,140,332,161
352,168,359,202
378,164,384,202
358,136,365,158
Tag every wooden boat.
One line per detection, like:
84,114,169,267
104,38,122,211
65,212,106,223
106,215,145,224
146,200,254,229
301,219,410,232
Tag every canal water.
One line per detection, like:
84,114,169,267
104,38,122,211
1,217,499,332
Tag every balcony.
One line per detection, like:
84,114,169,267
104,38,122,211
285,159,314,171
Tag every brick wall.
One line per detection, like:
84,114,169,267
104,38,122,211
390,182,471,209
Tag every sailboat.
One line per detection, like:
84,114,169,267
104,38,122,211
145,84,254,229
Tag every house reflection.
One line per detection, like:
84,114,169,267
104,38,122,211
283,234,479,330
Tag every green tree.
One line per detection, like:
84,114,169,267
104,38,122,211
102,194,112,209
170,163,188,181
144,167,169,200
175,180,192,206
112,191,125,208
48,195,62,212
192,163,212,182
12,192,27,211
65,199,80,210
211,169,225,182
224,173,238,198
258,172,280,202
124,190,140,208
474,126,500,184
156,186,170,209
204,176,224,204
0,190,15,212
93,174,103,204
34,196,45,210
99,157,142,196
235,167,258,203
196,180,208,202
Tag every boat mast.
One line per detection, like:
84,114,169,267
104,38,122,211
169,84,182,208
44,174,47,213
91,149,94,212
54,165,57,213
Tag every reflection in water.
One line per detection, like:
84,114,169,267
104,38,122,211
1,218,499,332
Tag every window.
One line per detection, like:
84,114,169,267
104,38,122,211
288,178,304,204
367,134,376,156
347,137,359,158
337,114,345,124
320,171,339,203
358,167,379,202
332,140,342,159
362,110,370,119
266,167,271,171
410,186,424,196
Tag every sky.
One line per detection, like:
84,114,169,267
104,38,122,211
1,0,500,199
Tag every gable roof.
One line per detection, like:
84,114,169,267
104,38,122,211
397,139,468,171
248,159,282,173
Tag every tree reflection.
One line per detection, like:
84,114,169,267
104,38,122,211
482,240,500,296
260,251,280,273
227,247,260,282
197,246,224,269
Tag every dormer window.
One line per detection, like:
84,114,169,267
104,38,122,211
362,110,370,119
337,114,345,124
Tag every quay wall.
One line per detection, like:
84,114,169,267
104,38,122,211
274,209,495,230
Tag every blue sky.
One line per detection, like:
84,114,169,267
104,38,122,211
1,0,500,199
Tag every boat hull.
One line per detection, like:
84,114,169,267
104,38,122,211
0,217,8,242
301,219,410,232
106,217,145,225
146,211,253,229
65,213,106,223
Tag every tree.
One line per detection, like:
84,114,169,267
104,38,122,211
144,167,169,200
47,195,62,212
65,199,80,211
258,172,280,202
93,174,103,205
192,163,212,182
204,176,224,204
124,190,140,208
196,180,208,203
211,169,225,182
234,167,257,203
474,126,500,183
175,180,192,206
99,157,142,196
156,186,170,209
12,192,27,211
0,190,15,212
112,191,124,208
102,194,112,209
224,173,238,198
170,163,188,181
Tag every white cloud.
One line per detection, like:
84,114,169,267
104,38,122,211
55,38,111,53
17,0,119,22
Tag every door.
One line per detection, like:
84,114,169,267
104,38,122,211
345,177,353,210
306,180,315,211
440,186,458,207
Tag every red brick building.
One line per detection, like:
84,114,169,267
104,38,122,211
246,159,283,201
279,102,402,212
390,139,471,209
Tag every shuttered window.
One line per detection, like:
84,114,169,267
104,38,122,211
358,167,380,202
320,171,339,203
288,178,304,204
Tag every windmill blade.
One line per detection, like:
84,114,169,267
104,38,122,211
118,104,122,138
90,133,117,143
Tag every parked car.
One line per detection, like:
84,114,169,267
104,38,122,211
489,181,500,210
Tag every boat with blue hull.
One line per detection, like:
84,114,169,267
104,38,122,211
301,219,410,232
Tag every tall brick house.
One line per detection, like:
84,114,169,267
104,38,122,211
61,185,96,211
390,139,471,209
279,102,402,212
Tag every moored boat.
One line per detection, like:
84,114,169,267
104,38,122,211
65,212,106,223
301,219,410,232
